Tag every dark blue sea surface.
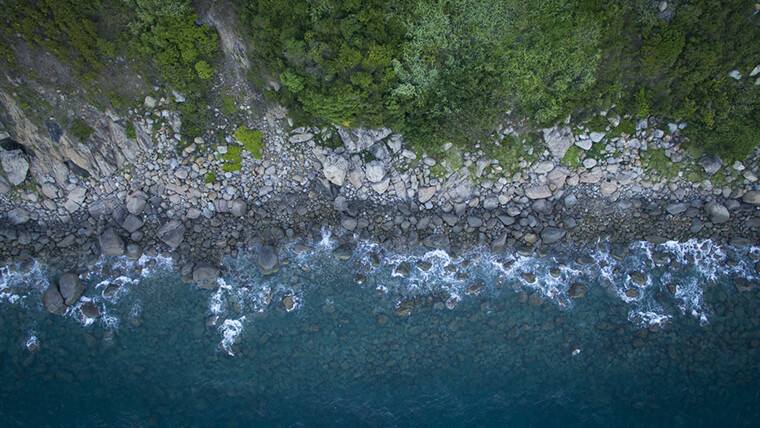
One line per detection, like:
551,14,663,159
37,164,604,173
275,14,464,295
1,236,759,427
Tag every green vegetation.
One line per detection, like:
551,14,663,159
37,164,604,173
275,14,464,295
204,171,216,183
221,146,243,172
222,95,238,115
235,126,265,159
125,121,137,139
240,0,760,159
70,119,94,142
562,146,583,169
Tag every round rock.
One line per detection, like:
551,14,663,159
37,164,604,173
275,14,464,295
258,246,280,275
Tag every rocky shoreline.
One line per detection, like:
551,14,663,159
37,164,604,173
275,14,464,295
2,93,760,304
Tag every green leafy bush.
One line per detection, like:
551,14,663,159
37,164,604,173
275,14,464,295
70,119,94,142
235,126,264,159
125,121,137,139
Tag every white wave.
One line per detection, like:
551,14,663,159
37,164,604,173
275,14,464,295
219,316,247,356
25,332,39,352
674,277,710,325
628,310,671,328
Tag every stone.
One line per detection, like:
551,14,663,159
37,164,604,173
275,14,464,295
144,96,157,108
7,207,30,225
543,126,573,158
42,286,67,315
600,179,618,197
580,169,603,184
729,70,742,80
666,203,689,215
582,158,597,169
122,214,144,233
705,202,730,224
742,191,760,205
568,283,587,298
467,216,483,228
423,234,449,248
323,155,349,186
534,161,555,174
258,246,280,275
751,64,760,78
734,277,754,292
230,199,247,217
700,155,722,175
59,273,84,306
541,227,565,244
575,139,592,151
332,246,353,260
364,160,385,183
98,228,124,256
589,132,605,143
80,302,100,318
341,217,358,231
395,300,414,317
157,220,185,248
0,150,29,185
193,263,220,290
630,271,647,285
126,191,148,215
491,230,507,253
548,167,570,188
525,185,552,200
483,197,499,210
418,186,436,203
282,295,296,311
532,199,553,215
394,261,411,277
125,244,142,261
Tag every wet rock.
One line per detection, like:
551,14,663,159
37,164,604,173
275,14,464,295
294,244,313,254
734,277,754,292
630,271,647,285
576,255,594,265
423,234,449,249
157,220,185,248
417,261,433,271
0,149,29,185
729,237,753,247
323,155,349,186
258,246,280,275
282,295,296,311
42,286,66,315
341,217,358,231
666,203,689,215
7,207,30,225
81,301,100,318
59,273,84,306
193,263,220,290
704,202,729,224
394,261,411,277
102,283,120,299
569,283,587,298
625,288,640,298
354,273,366,284
126,244,142,261
98,228,124,256
377,314,389,326
541,227,565,244
491,230,508,253
465,283,483,295
394,300,414,317
521,272,536,283
332,245,353,260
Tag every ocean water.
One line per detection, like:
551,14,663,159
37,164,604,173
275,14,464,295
1,235,759,427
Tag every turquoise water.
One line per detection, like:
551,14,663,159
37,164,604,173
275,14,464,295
1,236,759,426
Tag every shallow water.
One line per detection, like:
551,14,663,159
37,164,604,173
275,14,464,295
1,237,760,427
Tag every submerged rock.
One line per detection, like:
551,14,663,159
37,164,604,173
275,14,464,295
569,283,587,298
193,262,220,290
394,261,411,277
734,277,754,292
258,246,280,275
394,300,414,317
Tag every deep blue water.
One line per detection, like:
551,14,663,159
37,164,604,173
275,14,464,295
1,236,759,427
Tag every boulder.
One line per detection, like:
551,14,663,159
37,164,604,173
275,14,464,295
568,283,587,298
157,220,185,248
543,126,573,158
423,234,450,248
666,203,689,215
98,228,124,256
80,301,100,318
418,186,436,203
394,261,411,277
705,202,730,224
230,199,247,217
125,244,142,261
323,155,349,186
58,273,84,306
742,191,760,206
525,185,552,200
589,132,605,143
700,155,722,175
121,214,144,233
541,227,565,244
575,139,592,151
258,245,280,275
0,149,29,185
193,262,220,290
42,286,67,315
491,230,508,253
364,160,385,183
7,207,30,225
126,191,148,215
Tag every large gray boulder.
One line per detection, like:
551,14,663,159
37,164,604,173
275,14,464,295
58,273,84,306
543,126,573,158
258,245,280,275
700,155,722,175
98,228,124,256
42,285,67,315
525,185,552,200
423,233,450,249
364,160,385,183
193,262,220,290
541,227,566,244
742,191,760,205
0,149,29,185
126,191,148,215
157,220,185,248
7,207,30,225
230,199,247,217
323,155,349,186
705,202,730,224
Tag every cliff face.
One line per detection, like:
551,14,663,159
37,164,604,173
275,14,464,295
0,87,152,188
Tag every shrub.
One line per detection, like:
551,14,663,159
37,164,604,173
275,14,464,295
70,119,94,142
125,121,137,139
235,126,264,159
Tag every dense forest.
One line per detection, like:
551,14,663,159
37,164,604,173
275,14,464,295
1,0,759,160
